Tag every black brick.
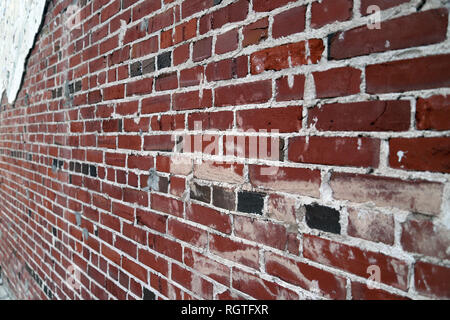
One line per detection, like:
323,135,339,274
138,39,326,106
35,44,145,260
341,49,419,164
75,80,82,92
305,204,341,234
237,191,265,215
89,165,97,177
143,288,155,300
82,163,89,175
159,176,169,193
157,51,171,70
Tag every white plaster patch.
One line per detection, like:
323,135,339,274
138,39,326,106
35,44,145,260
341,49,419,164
0,0,47,103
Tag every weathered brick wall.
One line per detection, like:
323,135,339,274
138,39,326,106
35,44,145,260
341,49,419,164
0,0,449,300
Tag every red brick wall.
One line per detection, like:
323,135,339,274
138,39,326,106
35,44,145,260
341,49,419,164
0,0,449,300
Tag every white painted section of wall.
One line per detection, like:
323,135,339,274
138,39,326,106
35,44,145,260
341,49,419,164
0,0,46,103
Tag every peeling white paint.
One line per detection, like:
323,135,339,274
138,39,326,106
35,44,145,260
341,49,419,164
0,0,47,103
397,150,407,162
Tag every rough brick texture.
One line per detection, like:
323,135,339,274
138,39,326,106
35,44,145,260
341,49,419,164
0,0,449,301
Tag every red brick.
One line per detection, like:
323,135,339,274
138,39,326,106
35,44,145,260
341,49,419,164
243,18,268,47
171,264,213,299
115,235,137,258
188,111,233,131
123,188,148,206
253,0,296,12
347,207,395,245
330,172,443,215
236,106,303,133
234,216,288,250
389,137,450,173
210,234,259,269
126,78,153,96
366,54,450,93
361,0,412,15
101,244,121,266
149,8,174,33
194,161,244,184
142,94,171,114
116,101,138,116
170,176,185,197
133,0,161,21
103,84,124,100
186,203,231,234
309,100,410,131
416,95,450,131
136,208,167,233
193,37,212,62
288,136,380,167
122,257,147,283
155,72,178,91
313,67,361,98
151,193,184,217
215,80,272,107
249,165,321,198
401,217,450,260
143,135,175,151
138,248,169,276
330,9,448,59
118,135,141,150
232,268,298,299
112,201,134,222
168,219,208,247
273,6,306,38
148,233,182,262
351,281,408,300
184,248,230,286
123,117,150,132
276,74,305,101
265,252,347,299
131,37,159,58
173,43,190,65
251,40,324,74
304,234,409,290
267,194,298,225
200,0,249,34
415,261,450,299
174,18,197,44
215,29,238,55
88,90,102,104
182,0,213,18
180,66,204,88
311,0,353,29
173,89,212,111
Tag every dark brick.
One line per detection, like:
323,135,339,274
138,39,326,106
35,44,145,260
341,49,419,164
82,163,89,175
305,204,341,234
69,162,75,171
159,176,169,193
190,181,211,203
130,61,142,77
237,191,265,215
75,80,82,92
143,58,155,74
157,52,172,70
69,83,74,94
143,287,155,300
90,165,97,177
212,186,235,211
75,162,82,173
